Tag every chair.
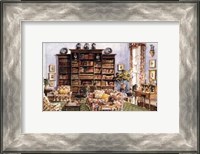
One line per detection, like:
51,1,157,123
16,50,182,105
43,96,62,111
134,91,146,107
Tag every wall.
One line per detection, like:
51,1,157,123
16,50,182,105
43,43,130,87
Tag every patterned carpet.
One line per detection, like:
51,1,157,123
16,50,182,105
80,102,148,111
123,102,148,111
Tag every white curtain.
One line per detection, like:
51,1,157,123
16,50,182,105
132,46,141,86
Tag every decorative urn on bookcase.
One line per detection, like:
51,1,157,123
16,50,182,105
84,43,90,50
103,47,112,54
91,43,96,49
60,47,68,54
76,43,81,50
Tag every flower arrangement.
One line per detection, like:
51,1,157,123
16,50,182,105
114,69,132,82
44,78,49,86
44,79,49,89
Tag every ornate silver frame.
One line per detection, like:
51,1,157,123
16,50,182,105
1,1,199,153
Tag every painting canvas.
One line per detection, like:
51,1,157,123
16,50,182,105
43,42,158,111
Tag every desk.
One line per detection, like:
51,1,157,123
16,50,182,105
134,90,151,110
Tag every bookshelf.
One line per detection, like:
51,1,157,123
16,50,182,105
56,55,71,86
56,49,116,96
102,54,115,90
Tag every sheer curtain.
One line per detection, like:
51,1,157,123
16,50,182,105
132,46,141,86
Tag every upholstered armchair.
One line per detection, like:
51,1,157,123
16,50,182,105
48,85,72,102
43,96,62,111
86,89,127,111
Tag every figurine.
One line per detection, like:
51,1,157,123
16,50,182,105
84,43,90,50
149,44,155,57
91,43,96,49
73,53,78,60
96,54,100,61
76,43,81,49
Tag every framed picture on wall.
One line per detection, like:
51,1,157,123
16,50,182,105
149,70,157,81
48,73,56,80
49,64,55,72
117,64,124,71
49,80,55,87
149,59,156,68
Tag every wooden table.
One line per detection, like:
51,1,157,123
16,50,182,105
65,102,81,111
49,94,70,102
44,89,53,96
100,104,119,111
134,90,151,110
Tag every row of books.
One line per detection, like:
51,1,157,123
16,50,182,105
102,60,114,63
71,68,114,74
59,75,70,79
80,53,94,59
71,80,114,86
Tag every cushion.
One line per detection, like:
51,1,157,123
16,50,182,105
94,90,105,99
101,93,110,102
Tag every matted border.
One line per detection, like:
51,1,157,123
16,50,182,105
1,1,199,153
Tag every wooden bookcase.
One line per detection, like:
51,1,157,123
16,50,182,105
101,54,116,90
56,54,71,86
56,49,116,96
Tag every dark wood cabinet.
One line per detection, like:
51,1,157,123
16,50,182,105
56,49,116,96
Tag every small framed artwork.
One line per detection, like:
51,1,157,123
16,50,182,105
49,64,55,72
49,80,55,87
149,59,156,68
48,73,56,80
117,64,124,71
149,70,157,81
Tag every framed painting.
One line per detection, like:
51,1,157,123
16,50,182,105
48,80,55,87
149,59,156,68
48,73,56,81
149,70,157,81
1,0,199,154
117,64,125,71
49,64,55,72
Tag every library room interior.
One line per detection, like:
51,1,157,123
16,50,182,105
43,42,157,111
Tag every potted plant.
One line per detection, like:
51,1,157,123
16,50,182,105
44,78,49,89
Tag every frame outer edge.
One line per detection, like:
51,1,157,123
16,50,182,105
179,2,198,148
2,1,21,151
1,1,198,153
197,1,199,154
0,1,3,153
